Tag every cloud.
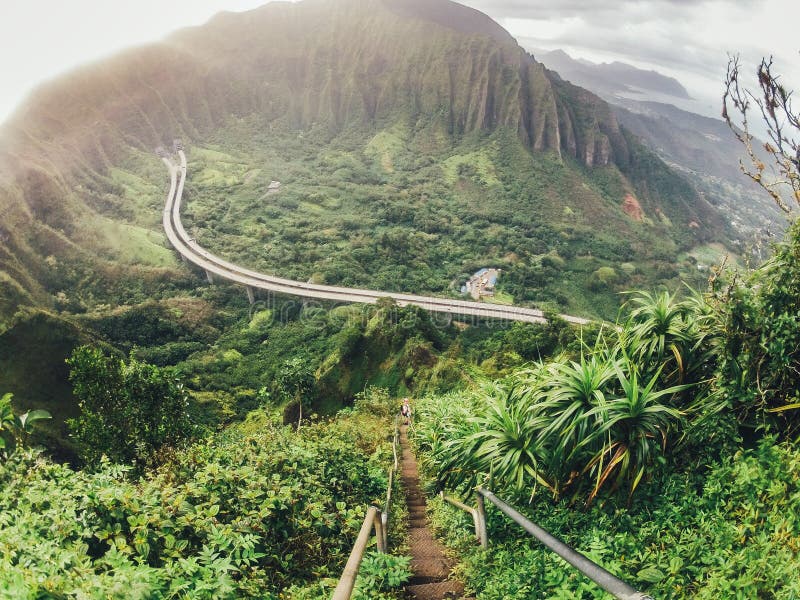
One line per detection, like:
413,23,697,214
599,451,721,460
458,0,799,110
462,0,731,23
462,0,758,20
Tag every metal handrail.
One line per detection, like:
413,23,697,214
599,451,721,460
333,416,401,599
332,506,383,600
476,488,653,600
391,416,399,472
381,417,400,550
441,487,652,600
440,492,487,547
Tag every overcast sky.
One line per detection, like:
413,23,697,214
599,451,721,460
0,0,796,126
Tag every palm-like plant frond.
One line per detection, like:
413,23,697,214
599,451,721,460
625,291,691,362
580,359,687,504
462,388,555,495
541,354,618,462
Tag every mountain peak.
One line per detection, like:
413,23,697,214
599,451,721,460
379,0,515,43
539,49,691,100
2,0,633,174
0,0,730,329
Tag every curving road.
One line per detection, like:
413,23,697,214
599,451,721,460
160,147,590,326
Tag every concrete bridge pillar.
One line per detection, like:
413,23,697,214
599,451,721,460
246,286,255,305
205,270,214,284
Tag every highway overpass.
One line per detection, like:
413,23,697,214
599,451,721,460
160,145,590,326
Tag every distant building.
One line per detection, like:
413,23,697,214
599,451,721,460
267,181,282,193
461,268,500,300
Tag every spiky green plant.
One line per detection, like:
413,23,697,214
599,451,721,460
580,359,687,504
459,387,555,496
541,354,618,457
624,291,692,372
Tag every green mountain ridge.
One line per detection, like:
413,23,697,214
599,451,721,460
536,48,785,240
0,0,729,329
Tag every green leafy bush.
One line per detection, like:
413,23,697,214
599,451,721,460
67,346,196,468
0,392,51,457
353,386,397,419
711,220,800,436
0,410,392,598
353,552,412,599
425,438,800,599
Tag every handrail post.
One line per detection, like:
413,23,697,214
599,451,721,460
392,416,399,472
381,511,389,551
475,490,488,549
381,417,399,554
332,506,379,600
374,509,387,553
440,492,482,544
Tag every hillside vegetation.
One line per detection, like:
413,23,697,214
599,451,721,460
3,218,799,598
0,405,399,599
0,0,735,333
409,220,800,598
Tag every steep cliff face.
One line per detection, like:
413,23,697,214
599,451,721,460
166,0,627,166
0,0,723,323
1,0,627,170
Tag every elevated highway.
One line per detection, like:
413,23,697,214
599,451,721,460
160,146,591,326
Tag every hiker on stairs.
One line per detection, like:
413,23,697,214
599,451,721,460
401,397,412,426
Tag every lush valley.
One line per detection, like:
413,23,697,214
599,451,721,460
180,121,720,320
4,220,800,597
536,49,786,246
1,0,736,332
1,0,799,598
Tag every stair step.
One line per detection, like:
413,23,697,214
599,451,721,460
400,425,466,600
405,581,465,599
409,527,435,540
408,575,446,585
410,557,451,579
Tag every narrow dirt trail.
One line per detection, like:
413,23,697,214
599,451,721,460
400,425,470,600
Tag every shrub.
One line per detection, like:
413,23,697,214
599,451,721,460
0,411,393,597
711,220,800,437
0,392,51,457
66,346,196,468
353,386,396,418
588,267,618,291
